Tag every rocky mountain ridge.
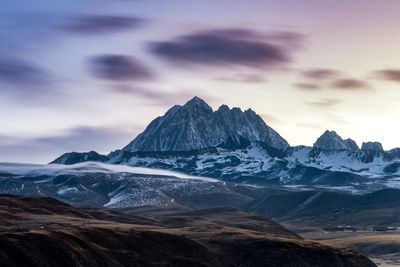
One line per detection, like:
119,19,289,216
51,97,400,191
122,96,289,152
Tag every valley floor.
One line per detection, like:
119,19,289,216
0,195,376,267
285,224,400,267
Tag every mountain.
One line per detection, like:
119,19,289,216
0,162,265,209
361,141,384,151
122,96,289,152
244,188,400,226
51,97,400,193
313,130,358,151
50,151,109,165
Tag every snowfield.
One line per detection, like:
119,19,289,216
0,162,218,182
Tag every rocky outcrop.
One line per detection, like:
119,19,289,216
361,142,384,151
122,96,289,152
313,130,353,150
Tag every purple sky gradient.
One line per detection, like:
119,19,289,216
1,0,400,162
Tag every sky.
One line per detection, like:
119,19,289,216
1,0,400,163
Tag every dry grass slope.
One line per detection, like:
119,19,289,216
0,195,376,267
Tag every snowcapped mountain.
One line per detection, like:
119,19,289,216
51,97,400,192
0,162,260,209
291,131,400,178
49,151,109,165
122,96,289,152
313,130,359,151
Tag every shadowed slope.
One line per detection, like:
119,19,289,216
0,195,376,267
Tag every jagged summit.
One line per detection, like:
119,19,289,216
313,130,359,151
217,104,230,113
182,96,213,112
344,138,359,150
314,130,348,150
122,97,289,152
361,141,384,151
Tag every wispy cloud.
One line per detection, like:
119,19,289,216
0,58,51,87
373,69,400,82
330,78,370,90
217,73,265,84
0,125,140,163
300,68,340,80
306,98,343,108
62,15,145,34
88,55,154,81
149,28,304,69
293,82,321,90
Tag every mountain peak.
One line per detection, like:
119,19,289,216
313,130,350,150
184,96,210,107
344,138,359,150
217,104,230,113
121,97,289,152
361,142,383,151
182,96,213,114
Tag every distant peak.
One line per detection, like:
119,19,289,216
231,107,242,113
185,96,206,105
217,104,230,112
244,108,257,116
361,142,383,151
322,130,338,136
183,96,212,109
314,130,349,150
344,138,359,150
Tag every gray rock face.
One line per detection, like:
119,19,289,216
50,151,109,165
122,96,289,152
344,138,359,150
361,142,384,151
313,130,352,150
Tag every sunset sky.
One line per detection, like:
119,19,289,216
2,0,400,163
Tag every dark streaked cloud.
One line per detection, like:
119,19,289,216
62,15,145,34
373,69,400,82
330,78,370,90
149,29,303,69
0,125,139,163
88,55,153,81
301,68,340,80
198,29,304,47
293,82,321,90
0,58,51,87
306,98,343,108
218,73,265,84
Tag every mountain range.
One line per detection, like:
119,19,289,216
52,97,400,193
3,96,400,266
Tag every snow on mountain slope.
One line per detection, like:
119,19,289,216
49,97,400,192
50,140,400,192
109,142,289,183
288,147,391,178
0,162,217,182
0,162,260,209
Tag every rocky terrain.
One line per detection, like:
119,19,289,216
51,97,400,194
0,194,376,267
4,96,400,266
